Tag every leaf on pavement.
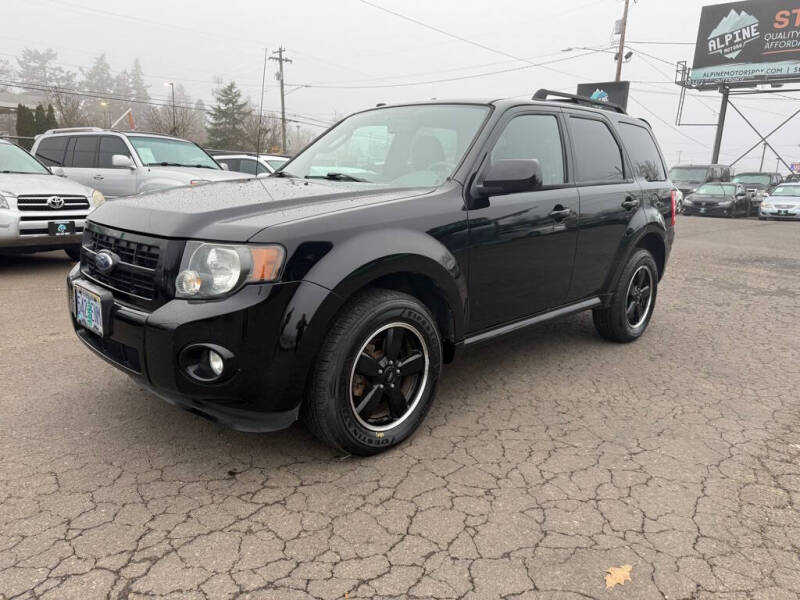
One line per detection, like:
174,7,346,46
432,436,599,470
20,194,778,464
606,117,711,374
605,564,632,589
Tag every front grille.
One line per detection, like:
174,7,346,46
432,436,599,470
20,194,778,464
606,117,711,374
17,194,90,211
80,224,176,310
78,329,142,373
20,226,84,237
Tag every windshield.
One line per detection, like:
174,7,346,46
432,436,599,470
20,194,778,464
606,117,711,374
732,174,770,186
696,183,735,195
282,104,490,186
771,186,800,197
129,136,220,169
669,166,709,182
0,142,50,175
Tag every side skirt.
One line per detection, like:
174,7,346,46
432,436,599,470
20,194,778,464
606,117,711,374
463,297,602,347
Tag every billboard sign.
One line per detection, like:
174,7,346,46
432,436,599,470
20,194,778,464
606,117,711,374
691,1,800,86
576,81,630,111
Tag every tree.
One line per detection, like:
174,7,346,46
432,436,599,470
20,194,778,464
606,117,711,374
111,70,134,129
49,69,86,127
147,84,201,140
16,49,60,87
45,104,59,130
206,82,250,150
0,59,13,92
33,104,47,134
129,59,150,130
15,105,35,149
82,54,114,125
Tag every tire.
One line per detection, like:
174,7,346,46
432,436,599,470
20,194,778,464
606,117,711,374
303,289,442,456
64,246,81,261
593,249,658,344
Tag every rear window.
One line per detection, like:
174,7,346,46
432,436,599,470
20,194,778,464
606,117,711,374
569,117,625,183
35,136,68,166
618,123,666,182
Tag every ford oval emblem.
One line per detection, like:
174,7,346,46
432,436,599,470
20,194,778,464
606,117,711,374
95,250,119,274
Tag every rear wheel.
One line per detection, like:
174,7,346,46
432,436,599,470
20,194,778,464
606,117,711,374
64,246,81,261
303,289,442,455
593,249,658,343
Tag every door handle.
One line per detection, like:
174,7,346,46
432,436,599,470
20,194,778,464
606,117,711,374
549,207,572,221
621,197,639,210
93,175,105,181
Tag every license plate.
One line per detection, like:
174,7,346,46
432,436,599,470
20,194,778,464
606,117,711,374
75,284,103,336
49,221,75,236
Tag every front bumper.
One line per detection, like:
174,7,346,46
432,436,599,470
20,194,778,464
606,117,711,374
0,209,86,249
682,204,732,217
760,207,800,219
67,265,323,432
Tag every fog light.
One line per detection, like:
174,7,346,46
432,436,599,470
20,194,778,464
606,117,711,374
208,350,224,377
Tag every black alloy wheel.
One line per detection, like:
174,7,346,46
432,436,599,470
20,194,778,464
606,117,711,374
625,266,654,329
349,322,429,432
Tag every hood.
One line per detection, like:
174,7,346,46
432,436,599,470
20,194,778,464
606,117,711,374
88,176,434,241
0,173,94,197
767,196,800,205
688,194,730,202
146,165,250,182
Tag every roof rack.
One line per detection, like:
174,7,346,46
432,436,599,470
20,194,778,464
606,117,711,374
532,89,627,115
44,127,105,134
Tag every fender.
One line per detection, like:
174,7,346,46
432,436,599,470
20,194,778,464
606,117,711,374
604,214,668,300
138,178,192,194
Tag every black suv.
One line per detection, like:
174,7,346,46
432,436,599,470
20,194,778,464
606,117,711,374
67,91,675,455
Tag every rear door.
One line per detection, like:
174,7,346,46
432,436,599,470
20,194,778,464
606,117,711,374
565,113,642,302
62,135,99,189
466,109,580,331
94,135,138,198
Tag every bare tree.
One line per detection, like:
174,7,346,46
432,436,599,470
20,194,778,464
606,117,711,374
146,84,202,141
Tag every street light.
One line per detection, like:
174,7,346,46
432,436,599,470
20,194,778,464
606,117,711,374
164,81,176,135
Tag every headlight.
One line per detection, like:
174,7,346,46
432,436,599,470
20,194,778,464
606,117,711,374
0,193,8,210
684,196,693,205
175,242,285,299
91,189,105,207
718,200,732,207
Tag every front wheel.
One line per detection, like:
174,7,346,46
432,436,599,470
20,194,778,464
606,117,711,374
303,289,442,455
593,249,658,343
64,246,81,261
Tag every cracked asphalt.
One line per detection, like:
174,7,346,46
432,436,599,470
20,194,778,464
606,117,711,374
2,216,800,599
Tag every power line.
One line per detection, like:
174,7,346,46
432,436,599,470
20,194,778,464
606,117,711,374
628,96,711,149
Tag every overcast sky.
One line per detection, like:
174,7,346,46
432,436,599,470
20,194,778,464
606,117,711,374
7,0,800,171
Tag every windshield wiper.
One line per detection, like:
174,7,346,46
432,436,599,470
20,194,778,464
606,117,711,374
0,170,38,174
145,162,185,167
272,170,296,178
306,172,368,182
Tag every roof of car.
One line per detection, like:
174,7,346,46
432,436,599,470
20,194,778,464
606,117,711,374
40,127,188,142
735,171,780,176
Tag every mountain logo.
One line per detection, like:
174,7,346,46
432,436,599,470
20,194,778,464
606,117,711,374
707,9,760,60
590,89,610,103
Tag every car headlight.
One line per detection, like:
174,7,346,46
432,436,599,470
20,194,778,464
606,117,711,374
91,189,105,207
684,196,693,205
0,193,9,210
719,200,732,206
175,242,285,299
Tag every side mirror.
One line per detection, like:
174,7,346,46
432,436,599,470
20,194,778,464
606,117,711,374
50,166,65,177
112,154,135,169
475,159,544,197
219,162,229,171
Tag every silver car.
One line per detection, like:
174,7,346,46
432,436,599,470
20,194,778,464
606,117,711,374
0,139,102,259
31,128,248,199
759,183,800,220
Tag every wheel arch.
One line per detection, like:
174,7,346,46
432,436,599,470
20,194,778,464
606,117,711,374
604,224,667,300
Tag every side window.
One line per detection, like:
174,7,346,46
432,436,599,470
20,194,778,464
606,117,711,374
70,136,98,168
219,158,239,172
490,114,565,186
256,161,270,174
237,159,258,175
98,136,131,168
35,136,68,166
722,167,731,181
569,117,625,183
617,123,666,182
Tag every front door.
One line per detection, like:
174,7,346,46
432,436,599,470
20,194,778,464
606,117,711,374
94,136,138,198
467,111,579,332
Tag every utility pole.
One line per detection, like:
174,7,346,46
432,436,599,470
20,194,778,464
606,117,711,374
269,47,292,154
677,150,683,164
165,81,176,135
712,86,729,164
615,0,631,82
759,142,767,172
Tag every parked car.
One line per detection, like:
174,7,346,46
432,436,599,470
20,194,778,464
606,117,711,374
731,172,782,214
67,92,675,455
669,163,731,208
683,182,750,217
31,128,247,199
759,183,800,220
0,139,102,260
783,173,800,183
211,152,290,175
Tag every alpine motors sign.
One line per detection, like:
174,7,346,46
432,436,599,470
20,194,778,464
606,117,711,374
691,1,800,85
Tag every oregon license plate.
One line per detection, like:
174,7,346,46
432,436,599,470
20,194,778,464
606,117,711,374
75,284,103,336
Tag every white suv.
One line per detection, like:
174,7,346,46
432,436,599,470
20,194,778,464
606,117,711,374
31,128,248,198
0,139,102,260
212,153,290,175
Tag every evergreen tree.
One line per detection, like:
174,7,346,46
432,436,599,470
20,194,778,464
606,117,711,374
111,70,134,129
206,82,251,150
34,104,48,135
129,59,150,130
16,49,60,87
82,54,114,94
45,104,58,130
15,105,35,149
